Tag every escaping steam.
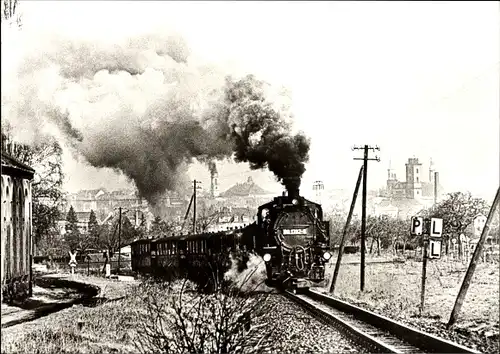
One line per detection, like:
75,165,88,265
224,253,273,293
3,29,310,203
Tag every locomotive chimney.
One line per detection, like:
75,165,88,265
285,177,300,199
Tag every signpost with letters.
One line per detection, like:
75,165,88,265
429,218,443,259
411,216,443,314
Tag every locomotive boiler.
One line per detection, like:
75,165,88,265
254,186,331,290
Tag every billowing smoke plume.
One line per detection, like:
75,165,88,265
208,161,218,177
3,29,310,203
218,76,310,194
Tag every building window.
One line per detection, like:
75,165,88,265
416,168,419,173
416,177,419,182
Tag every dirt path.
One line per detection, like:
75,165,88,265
1,274,100,329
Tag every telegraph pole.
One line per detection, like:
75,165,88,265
353,145,380,291
330,165,364,294
447,187,500,328
118,207,122,274
434,171,439,205
193,180,198,234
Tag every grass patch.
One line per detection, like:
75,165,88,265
2,274,274,354
2,289,141,353
323,251,499,353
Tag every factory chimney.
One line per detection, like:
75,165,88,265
209,162,219,199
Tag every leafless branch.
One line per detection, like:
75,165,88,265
133,272,274,354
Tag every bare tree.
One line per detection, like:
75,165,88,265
2,125,65,256
420,192,489,257
1,0,22,28
133,270,275,354
195,202,220,233
151,216,180,238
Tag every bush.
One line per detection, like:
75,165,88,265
133,275,274,353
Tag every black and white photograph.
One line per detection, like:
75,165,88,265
1,1,499,353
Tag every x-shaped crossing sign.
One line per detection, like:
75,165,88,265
69,251,78,266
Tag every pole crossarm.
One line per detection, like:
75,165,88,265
352,145,380,151
354,157,381,161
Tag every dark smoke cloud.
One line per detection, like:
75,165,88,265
4,29,309,203
215,76,311,193
208,161,218,176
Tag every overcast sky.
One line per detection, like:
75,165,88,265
4,1,499,200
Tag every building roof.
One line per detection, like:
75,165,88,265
1,152,35,179
377,198,425,208
220,177,271,197
75,211,93,222
375,197,428,218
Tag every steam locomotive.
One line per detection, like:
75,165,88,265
130,187,332,291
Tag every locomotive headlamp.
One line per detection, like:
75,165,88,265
292,199,299,205
322,252,332,260
263,253,272,262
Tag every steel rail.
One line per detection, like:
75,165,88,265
304,288,480,354
284,290,404,353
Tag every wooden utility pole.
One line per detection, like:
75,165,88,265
193,180,198,234
353,145,380,291
118,207,122,274
447,187,500,328
434,171,439,205
181,194,194,233
330,165,364,293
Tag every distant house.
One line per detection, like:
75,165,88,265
465,213,488,241
61,188,149,216
57,211,95,236
372,198,429,220
206,206,256,232
119,245,131,258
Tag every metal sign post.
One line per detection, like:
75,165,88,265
411,217,442,315
420,238,428,315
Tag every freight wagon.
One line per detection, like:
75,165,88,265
1,152,35,303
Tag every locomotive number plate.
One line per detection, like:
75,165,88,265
282,228,307,235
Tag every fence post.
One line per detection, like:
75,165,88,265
87,257,90,276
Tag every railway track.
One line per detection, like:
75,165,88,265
284,288,480,354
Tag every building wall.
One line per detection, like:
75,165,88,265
472,214,487,239
405,158,422,199
1,173,32,300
